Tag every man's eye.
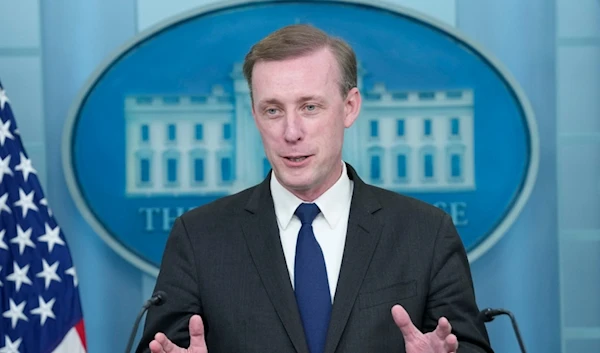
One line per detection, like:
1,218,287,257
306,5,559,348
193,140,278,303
305,105,316,111
267,108,278,115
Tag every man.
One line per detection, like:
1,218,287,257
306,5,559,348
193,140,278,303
136,24,493,353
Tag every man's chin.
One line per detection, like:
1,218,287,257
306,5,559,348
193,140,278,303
281,179,312,192
277,173,313,189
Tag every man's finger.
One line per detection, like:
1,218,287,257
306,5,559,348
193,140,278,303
189,314,208,352
154,332,180,353
149,338,166,353
434,317,452,339
445,333,459,352
391,304,421,342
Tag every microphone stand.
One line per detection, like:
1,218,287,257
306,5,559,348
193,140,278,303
480,308,527,353
125,291,168,353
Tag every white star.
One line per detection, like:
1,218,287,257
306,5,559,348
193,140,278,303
6,262,32,292
0,88,9,110
38,223,65,253
2,299,28,329
39,198,53,217
30,296,56,325
14,152,36,182
0,155,13,183
0,193,11,214
0,120,14,146
13,188,38,218
65,266,79,287
0,335,22,353
9,225,35,255
0,230,7,250
36,259,61,289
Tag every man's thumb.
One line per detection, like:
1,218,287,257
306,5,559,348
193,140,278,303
391,305,420,342
188,315,208,352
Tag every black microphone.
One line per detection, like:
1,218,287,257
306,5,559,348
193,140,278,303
480,307,527,353
125,291,168,353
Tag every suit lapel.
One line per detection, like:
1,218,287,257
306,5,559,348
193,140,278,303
241,177,310,353
324,165,383,353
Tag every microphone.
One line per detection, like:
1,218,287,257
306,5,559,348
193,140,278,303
480,307,527,353
125,291,168,353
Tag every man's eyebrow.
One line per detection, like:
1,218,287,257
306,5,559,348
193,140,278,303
296,95,326,103
256,98,282,107
256,96,326,108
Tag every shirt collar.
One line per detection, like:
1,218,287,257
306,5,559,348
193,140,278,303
270,161,353,230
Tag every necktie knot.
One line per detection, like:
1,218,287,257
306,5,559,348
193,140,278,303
295,203,321,225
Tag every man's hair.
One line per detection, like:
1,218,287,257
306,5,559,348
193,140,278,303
242,24,357,98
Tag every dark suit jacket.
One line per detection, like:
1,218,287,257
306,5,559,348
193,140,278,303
137,164,493,353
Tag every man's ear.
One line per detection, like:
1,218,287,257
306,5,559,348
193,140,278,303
343,87,361,128
251,99,258,122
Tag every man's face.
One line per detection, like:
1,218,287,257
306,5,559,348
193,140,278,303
251,47,361,201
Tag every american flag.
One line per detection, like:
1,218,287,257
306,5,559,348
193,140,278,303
0,80,86,352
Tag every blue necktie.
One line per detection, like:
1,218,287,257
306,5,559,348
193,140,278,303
294,203,331,353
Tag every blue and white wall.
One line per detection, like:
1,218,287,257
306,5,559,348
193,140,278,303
2,0,598,352
556,0,600,351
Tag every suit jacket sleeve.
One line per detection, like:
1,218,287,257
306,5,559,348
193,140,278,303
135,216,202,353
426,213,494,353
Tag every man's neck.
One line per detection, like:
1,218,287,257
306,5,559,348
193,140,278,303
280,162,345,202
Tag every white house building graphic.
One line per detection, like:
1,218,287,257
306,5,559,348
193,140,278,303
124,62,475,197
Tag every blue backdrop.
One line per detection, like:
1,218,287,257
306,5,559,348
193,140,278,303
3,0,563,352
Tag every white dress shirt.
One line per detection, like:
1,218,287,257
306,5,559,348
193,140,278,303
270,161,354,301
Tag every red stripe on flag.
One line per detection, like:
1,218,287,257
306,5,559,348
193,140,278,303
75,320,87,350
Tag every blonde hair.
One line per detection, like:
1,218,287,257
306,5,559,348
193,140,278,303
243,24,357,98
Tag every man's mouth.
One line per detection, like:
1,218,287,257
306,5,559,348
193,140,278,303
285,156,309,162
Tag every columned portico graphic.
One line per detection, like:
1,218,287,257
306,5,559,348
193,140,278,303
125,64,475,197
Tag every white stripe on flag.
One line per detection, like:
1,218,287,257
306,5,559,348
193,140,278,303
51,326,86,353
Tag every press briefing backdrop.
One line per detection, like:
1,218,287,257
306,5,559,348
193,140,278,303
1,0,598,352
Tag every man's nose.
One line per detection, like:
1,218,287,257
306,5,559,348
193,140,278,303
283,113,303,142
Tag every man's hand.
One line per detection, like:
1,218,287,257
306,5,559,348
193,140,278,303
392,305,458,353
149,315,208,353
